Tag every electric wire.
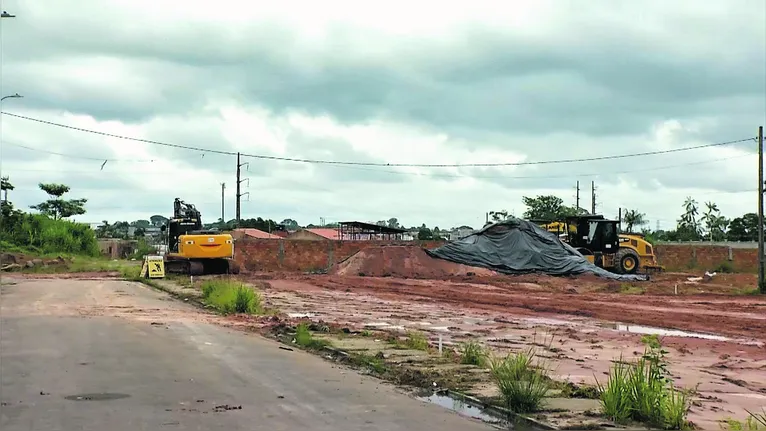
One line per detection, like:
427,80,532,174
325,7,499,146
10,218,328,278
1,111,756,168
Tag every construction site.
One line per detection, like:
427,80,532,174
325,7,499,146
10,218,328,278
6,195,765,429
57,215,761,429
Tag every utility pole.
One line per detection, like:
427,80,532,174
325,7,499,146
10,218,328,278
575,181,580,210
758,126,765,293
220,183,226,223
235,152,249,227
591,181,597,214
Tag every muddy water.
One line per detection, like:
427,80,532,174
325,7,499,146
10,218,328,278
415,391,543,430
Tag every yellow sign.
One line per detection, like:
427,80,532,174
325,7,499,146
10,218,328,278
144,256,165,279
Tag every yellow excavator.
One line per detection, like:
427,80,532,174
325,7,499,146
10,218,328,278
160,198,240,275
535,215,663,275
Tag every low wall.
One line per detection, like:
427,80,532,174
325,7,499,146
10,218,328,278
234,238,445,272
654,244,758,272
233,238,760,274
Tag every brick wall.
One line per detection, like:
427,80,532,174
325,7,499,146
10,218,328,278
654,244,758,272
234,239,760,273
234,238,446,272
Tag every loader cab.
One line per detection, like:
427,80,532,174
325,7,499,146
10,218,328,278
564,215,620,255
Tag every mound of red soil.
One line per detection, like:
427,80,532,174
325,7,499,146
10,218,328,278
333,246,497,279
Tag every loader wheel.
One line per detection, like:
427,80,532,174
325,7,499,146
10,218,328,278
616,249,639,275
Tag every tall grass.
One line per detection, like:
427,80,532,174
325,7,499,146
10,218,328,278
488,347,550,413
200,279,262,314
0,212,99,256
459,340,489,367
293,322,329,349
595,340,693,430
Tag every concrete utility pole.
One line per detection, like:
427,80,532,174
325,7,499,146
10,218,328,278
758,126,765,293
235,152,250,226
575,181,580,210
591,181,597,214
220,182,226,223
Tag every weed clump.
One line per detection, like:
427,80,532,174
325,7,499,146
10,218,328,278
459,340,488,367
200,279,262,314
488,348,550,413
403,330,429,351
595,339,693,430
721,410,766,430
294,323,329,350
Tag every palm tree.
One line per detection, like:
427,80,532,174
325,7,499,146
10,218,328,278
622,209,647,233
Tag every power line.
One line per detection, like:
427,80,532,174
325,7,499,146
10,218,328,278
1,111,756,168
5,141,207,163
3,147,753,180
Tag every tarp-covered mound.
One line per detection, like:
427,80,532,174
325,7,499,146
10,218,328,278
333,246,498,279
425,218,648,281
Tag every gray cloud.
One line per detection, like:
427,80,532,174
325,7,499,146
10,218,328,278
1,0,764,227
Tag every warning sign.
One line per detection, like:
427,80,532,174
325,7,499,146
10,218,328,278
143,256,165,279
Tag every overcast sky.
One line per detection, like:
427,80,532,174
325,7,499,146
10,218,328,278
1,0,764,230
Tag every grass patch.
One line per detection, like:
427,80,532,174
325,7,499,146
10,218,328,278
595,340,693,430
349,353,387,374
720,414,766,430
200,279,263,315
22,256,140,274
402,330,429,350
458,340,489,367
294,322,329,350
488,347,551,413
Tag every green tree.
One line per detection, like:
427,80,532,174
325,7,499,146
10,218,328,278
727,213,758,241
131,219,151,228
29,183,87,220
149,215,168,227
387,217,400,229
701,201,728,241
676,197,702,241
1,176,14,202
280,218,300,230
522,195,586,221
134,227,146,238
417,224,433,240
621,209,647,233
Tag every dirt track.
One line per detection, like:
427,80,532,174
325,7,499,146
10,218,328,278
277,273,765,340
244,271,765,430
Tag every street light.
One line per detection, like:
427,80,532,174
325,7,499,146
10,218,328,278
1,93,21,102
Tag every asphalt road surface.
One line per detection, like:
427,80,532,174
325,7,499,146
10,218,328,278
0,277,494,431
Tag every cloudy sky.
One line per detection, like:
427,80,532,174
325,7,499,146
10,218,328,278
1,0,764,230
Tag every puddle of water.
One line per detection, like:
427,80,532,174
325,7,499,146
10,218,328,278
287,313,316,318
64,393,131,401
607,323,730,341
416,391,543,430
416,392,501,424
521,317,574,326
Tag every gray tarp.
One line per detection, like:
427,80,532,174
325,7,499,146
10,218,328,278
425,217,648,281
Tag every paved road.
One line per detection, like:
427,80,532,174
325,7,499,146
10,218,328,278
0,277,493,431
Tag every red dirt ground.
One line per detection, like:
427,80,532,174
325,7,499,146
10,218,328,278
252,271,765,340
333,245,497,278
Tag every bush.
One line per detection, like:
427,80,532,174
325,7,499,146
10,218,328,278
200,279,262,314
488,348,550,413
459,340,489,367
0,210,99,256
595,341,693,429
294,322,328,349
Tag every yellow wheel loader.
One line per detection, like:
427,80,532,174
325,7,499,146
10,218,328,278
537,215,664,275
160,198,240,276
